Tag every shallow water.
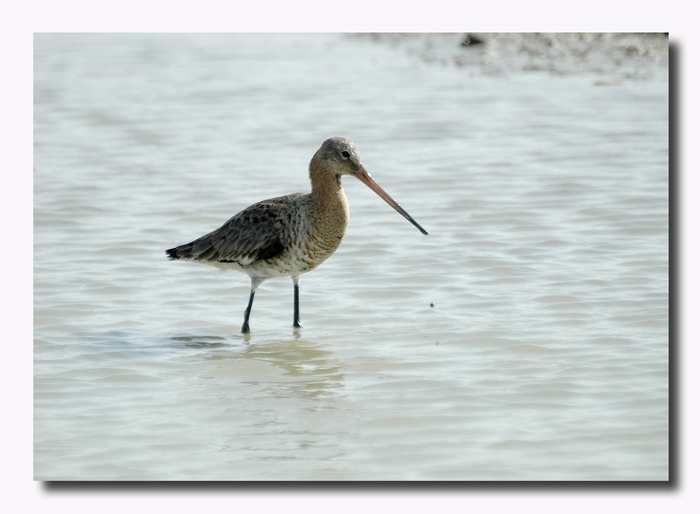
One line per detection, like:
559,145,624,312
34,33,668,480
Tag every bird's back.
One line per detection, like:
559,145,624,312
166,192,306,270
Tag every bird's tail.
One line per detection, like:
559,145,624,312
165,243,194,260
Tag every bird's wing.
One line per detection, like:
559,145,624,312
169,193,305,265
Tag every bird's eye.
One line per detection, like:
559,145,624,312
341,151,350,159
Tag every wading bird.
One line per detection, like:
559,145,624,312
166,137,428,333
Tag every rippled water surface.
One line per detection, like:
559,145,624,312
34,33,668,480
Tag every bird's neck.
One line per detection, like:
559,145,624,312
308,163,349,229
309,163,345,205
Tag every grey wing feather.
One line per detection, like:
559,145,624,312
166,193,304,265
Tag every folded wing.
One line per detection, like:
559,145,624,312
166,193,305,266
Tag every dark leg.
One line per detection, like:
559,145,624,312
241,277,264,334
241,289,255,334
292,275,302,328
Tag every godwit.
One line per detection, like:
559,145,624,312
166,137,428,333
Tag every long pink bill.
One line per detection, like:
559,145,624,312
354,166,429,235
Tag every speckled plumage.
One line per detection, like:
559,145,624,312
166,137,427,333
